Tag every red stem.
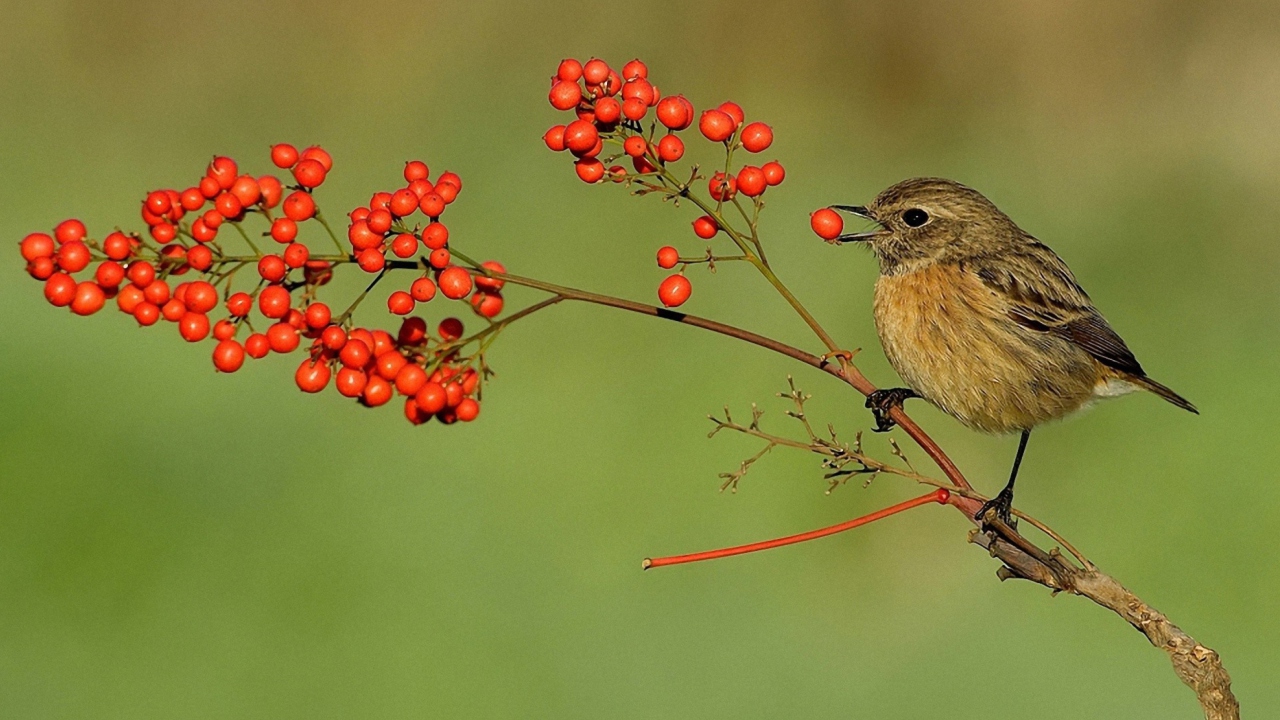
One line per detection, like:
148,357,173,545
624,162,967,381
643,488,950,569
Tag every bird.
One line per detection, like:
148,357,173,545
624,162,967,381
830,177,1196,526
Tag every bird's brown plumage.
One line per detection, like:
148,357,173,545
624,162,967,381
857,178,1195,434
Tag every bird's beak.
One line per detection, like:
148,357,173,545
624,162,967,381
829,205,884,243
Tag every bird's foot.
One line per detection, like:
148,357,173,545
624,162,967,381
819,349,857,367
864,387,918,432
976,487,1017,530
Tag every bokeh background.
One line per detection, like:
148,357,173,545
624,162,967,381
2,1,1277,717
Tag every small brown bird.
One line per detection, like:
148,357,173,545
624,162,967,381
832,178,1196,524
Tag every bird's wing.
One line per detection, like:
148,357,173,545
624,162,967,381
964,242,1146,378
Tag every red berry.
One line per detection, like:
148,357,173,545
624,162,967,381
438,317,464,340
428,247,451,269
271,218,298,243
657,134,684,162
622,97,648,121
256,176,281,209
543,125,567,152
225,292,252,317
95,261,125,288
708,172,737,201
623,136,647,158
574,158,604,183
740,122,773,152
348,220,382,250
207,156,239,189
244,333,270,358
414,382,447,414
304,302,331,329
292,159,327,188
470,291,503,318
737,166,767,197
398,316,428,345
116,284,145,313
699,110,735,142
621,59,648,80
27,257,55,280
389,188,419,217
656,95,693,130
180,187,205,212
231,175,261,207
356,248,385,273
762,161,786,186
410,277,437,302
335,367,368,398
283,191,316,221
179,312,210,341
583,58,610,85
362,375,394,407
810,208,844,240
212,340,245,372
283,243,308,268
375,350,407,380
20,233,54,261
549,80,582,110
213,319,237,341
437,266,473,299
133,301,160,326
692,216,719,239
658,274,692,307
339,339,371,369
563,120,599,155
258,285,291,318
145,191,172,215
187,245,213,271
180,281,214,313
57,241,91,273
268,322,300,353
403,160,430,183
717,101,744,128
474,260,506,292
102,232,132,260
387,290,415,315
557,58,583,82
419,193,445,218
435,181,459,205
455,397,480,422
395,364,428,396
319,325,346,352
145,280,171,307
300,146,333,171
258,255,288,282
422,223,449,250
70,281,105,315
126,260,156,288
149,223,177,243
593,97,621,124
391,233,419,258
656,246,679,269
295,359,331,393
271,143,299,168
198,176,221,199
54,219,87,244
366,208,393,235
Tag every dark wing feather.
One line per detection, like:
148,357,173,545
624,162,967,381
965,241,1146,378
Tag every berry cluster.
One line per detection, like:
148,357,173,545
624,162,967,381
542,57,787,309
19,147,508,426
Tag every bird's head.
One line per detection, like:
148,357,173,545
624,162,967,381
832,177,1017,273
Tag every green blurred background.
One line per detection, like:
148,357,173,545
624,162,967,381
2,1,1277,717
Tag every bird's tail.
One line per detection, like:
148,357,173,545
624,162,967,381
1132,376,1199,414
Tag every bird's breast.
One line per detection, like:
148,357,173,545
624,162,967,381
872,264,1100,433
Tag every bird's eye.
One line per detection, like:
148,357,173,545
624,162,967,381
902,208,929,227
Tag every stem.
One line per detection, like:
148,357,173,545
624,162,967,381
314,210,348,254
643,489,949,569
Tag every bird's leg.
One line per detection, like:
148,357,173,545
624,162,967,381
864,387,919,433
977,429,1032,529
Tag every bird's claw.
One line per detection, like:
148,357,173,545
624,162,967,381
865,387,918,433
976,488,1017,530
